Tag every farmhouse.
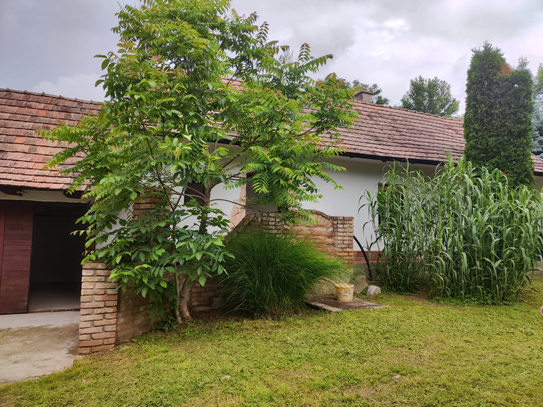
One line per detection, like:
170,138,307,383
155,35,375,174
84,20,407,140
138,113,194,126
1,88,543,352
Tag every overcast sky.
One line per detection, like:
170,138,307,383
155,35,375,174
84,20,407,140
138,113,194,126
2,0,543,113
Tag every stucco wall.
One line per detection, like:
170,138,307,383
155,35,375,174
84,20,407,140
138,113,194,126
0,190,87,203
301,156,438,248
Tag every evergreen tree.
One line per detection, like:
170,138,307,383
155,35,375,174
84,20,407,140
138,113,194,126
532,64,543,158
464,43,534,187
532,97,543,158
400,76,459,116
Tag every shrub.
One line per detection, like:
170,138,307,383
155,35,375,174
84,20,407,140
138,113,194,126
464,43,534,188
365,158,543,303
219,230,349,316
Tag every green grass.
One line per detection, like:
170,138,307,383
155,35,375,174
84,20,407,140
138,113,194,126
2,278,543,406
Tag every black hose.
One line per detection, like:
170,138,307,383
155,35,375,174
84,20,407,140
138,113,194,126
353,235,373,281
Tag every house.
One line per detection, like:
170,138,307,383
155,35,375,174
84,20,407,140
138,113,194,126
2,87,543,352
301,95,543,248
0,89,99,315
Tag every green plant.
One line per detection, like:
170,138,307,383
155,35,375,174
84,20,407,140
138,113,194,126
43,0,356,322
400,75,459,116
464,43,534,187
364,157,543,303
219,230,349,316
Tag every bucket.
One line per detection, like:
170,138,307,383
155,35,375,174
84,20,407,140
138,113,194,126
335,283,354,302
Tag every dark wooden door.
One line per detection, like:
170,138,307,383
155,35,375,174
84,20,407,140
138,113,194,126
0,201,34,314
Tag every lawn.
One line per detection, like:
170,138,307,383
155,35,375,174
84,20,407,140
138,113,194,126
1,278,543,407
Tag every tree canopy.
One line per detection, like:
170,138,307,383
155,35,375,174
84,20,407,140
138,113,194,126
531,64,543,158
400,76,459,116
339,78,389,105
44,0,356,322
533,97,543,158
347,80,390,105
463,43,534,188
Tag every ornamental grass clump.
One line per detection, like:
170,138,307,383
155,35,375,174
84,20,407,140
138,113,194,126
365,158,543,303
220,230,349,316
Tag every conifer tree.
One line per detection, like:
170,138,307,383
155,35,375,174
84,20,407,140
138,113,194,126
464,43,534,187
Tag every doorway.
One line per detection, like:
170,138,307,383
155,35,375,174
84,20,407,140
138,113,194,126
28,202,87,312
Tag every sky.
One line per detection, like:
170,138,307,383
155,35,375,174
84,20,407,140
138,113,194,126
2,0,543,113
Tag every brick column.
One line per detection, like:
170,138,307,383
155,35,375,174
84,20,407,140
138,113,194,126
333,216,354,265
78,262,118,354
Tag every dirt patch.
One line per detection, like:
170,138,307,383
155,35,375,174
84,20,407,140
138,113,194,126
305,296,384,312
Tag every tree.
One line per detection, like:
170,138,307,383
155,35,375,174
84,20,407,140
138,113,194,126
351,81,389,105
531,98,543,158
400,76,459,116
46,0,355,323
342,79,389,105
464,43,534,187
536,63,543,95
44,0,356,323
531,64,543,158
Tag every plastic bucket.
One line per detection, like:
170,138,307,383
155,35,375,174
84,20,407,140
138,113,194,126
335,283,354,302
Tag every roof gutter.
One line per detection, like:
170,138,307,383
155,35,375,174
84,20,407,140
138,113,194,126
340,152,543,177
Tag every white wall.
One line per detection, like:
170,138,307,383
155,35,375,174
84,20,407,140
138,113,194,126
0,190,88,203
300,157,436,249
536,176,543,192
301,157,382,248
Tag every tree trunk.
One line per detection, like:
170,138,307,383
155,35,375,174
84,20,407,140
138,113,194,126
176,184,212,323
198,185,212,234
174,274,183,324
179,276,192,320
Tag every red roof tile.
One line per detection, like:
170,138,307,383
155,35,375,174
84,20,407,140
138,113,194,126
336,100,543,176
0,89,101,191
1,88,542,193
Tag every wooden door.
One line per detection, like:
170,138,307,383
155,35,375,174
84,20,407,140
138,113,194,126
0,202,34,314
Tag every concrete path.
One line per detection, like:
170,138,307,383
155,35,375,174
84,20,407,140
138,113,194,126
0,311,79,384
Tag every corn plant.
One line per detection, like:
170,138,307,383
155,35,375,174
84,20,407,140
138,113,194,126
365,158,543,303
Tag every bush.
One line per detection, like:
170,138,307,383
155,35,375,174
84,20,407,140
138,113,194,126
219,230,349,316
365,158,543,303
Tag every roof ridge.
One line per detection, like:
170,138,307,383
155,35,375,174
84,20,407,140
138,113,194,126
0,88,102,105
349,99,463,122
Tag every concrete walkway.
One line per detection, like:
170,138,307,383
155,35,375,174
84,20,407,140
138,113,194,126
0,311,79,384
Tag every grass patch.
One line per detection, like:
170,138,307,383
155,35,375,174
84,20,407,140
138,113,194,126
2,278,543,406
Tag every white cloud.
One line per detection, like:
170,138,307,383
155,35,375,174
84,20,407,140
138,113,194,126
30,73,105,101
3,0,543,115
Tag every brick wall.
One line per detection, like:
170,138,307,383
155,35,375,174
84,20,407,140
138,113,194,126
116,287,154,344
191,277,222,312
78,262,118,354
229,211,354,265
78,262,156,354
78,210,354,353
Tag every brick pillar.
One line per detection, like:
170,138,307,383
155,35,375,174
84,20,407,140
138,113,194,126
333,217,354,265
78,262,118,354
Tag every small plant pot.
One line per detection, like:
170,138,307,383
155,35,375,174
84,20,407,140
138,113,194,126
335,283,354,302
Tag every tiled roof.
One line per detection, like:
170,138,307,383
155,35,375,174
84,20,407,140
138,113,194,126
338,100,543,175
1,88,543,193
0,89,101,191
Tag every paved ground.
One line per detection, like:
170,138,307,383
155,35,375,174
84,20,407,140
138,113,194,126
0,311,79,384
